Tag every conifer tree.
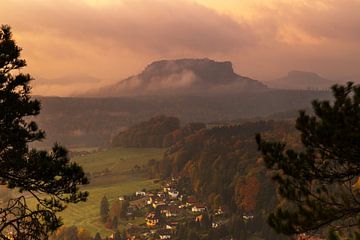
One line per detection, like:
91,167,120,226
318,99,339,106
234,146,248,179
94,232,102,240
257,82,360,237
121,229,127,240
0,25,88,239
113,230,121,240
100,196,110,223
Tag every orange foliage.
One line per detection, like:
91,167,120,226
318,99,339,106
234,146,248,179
235,175,261,213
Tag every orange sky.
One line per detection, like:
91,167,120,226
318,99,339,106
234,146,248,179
1,0,360,96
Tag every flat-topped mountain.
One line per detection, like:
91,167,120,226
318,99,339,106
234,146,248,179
83,58,267,96
268,70,334,90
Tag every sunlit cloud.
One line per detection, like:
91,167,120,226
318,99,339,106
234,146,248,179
1,0,359,96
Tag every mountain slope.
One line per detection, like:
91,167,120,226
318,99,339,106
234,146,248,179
268,70,334,90
84,58,267,96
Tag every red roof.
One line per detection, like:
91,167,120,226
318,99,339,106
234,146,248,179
187,196,197,204
194,203,206,209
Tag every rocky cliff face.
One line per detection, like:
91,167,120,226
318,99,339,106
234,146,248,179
84,58,267,96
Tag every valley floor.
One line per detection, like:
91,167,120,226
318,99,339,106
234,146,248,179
58,147,165,236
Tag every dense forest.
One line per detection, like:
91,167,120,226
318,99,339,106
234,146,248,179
111,116,205,148
34,91,330,147
145,121,300,239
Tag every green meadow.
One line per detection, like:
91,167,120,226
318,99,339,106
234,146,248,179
59,147,165,236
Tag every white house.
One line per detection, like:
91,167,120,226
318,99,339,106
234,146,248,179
158,229,172,239
192,203,206,213
136,191,146,197
168,190,179,199
243,215,254,220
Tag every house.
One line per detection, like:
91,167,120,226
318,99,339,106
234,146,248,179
163,186,171,193
186,196,197,206
146,192,155,197
136,191,146,197
215,206,229,216
212,222,219,228
146,212,159,227
243,215,254,220
158,229,172,239
178,203,187,209
192,203,206,213
168,190,179,199
212,220,224,229
163,205,180,218
178,194,185,202
152,200,166,209
195,214,203,222
166,222,179,231
147,195,156,205
157,192,166,198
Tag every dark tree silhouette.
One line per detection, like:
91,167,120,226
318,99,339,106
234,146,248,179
93,232,102,240
257,82,360,237
100,196,110,223
0,25,89,239
113,230,121,240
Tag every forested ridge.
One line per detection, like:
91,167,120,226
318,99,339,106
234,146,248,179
111,116,205,148
160,121,297,209
35,91,330,147
143,121,300,239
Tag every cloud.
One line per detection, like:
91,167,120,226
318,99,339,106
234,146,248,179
2,0,255,55
246,0,360,80
1,0,360,96
34,74,102,85
281,0,360,42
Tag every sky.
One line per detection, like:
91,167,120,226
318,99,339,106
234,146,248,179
1,0,360,96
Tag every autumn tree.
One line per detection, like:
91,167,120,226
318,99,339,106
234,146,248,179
0,25,88,239
77,227,92,240
119,199,129,219
257,83,360,238
235,175,261,214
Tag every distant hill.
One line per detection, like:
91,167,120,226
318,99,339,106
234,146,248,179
111,116,180,148
34,90,331,148
83,58,267,96
268,71,335,90
111,116,206,148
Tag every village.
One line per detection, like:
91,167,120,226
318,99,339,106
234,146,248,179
104,177,325,240
107,178,232,240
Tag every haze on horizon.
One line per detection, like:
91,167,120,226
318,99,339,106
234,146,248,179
1,0,360,96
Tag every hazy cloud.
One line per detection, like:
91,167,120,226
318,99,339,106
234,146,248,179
1,0,360,95
2,0,255,54
34,75,102,85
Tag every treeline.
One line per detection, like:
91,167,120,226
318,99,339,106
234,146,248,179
35,91,330,147
149,121,298,239
111,115,205,148
160,121,295,210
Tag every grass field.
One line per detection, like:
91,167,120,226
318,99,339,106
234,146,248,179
58,147,165,236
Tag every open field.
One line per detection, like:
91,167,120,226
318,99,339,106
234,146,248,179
58,147,165,236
